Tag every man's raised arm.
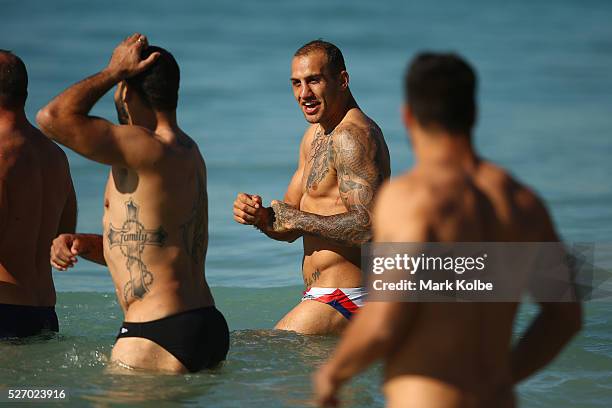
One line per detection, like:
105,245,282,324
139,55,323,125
36,33,163,167
270,125,384,247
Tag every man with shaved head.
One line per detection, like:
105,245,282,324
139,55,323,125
233,40,390,334
0,50,76,338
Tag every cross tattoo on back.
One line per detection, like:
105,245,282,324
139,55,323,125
107,199,167,303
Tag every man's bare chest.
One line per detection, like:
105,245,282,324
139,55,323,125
302,132,338,197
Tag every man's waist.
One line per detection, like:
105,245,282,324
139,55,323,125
383,373,515,407
0,282,56,307
301,271,363,289
122,292,214,323
303,247,360,267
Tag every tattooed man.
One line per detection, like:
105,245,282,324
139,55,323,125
233,40,390,334
0,51,76,338
39,34,228,372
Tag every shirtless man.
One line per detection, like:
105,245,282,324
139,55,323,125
314,53,582,406
233,40,390,334
39,34,228,372
0,51,76,338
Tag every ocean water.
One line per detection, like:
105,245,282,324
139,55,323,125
2,0,612,406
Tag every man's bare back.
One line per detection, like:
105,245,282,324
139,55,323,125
314,53,581,408
377,159,555,407
102,138,211,318
0,51,76,338
0,124,74,306
42,35,228,372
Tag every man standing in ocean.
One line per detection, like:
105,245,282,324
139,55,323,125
233,40,390,334
0,50,77,338
313,53,582,407
41,34,228,372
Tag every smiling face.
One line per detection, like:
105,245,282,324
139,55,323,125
290,50,347,125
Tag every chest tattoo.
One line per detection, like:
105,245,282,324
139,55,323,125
306,126,333,191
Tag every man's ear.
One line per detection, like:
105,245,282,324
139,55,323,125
402,104,414,129
121,81,131,103
118,81,134,125
339,70,349,90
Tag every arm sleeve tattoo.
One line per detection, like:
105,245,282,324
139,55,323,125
289,126,383,246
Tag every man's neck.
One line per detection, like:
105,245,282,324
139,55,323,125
153,110,178,132
0,108,28,133
412,127,478,169
319,93,358,134
131,110,178,133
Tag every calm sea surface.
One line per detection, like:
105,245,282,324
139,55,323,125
1,0,611,406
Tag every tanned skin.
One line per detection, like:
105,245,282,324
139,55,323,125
233,49,390,334
313,107,582,407
0,52,76,308
41,34,213,373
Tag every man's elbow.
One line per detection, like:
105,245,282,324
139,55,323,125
36,107,58,137
349,212,372,246
353,225,373,246
350,233,371,247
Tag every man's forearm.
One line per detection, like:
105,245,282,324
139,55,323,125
321,302,404,386
37,69,118,143
77,233,106,266
255,207,302,242
292,209,371,247
324,317,388,384
511,306,582,383
257,226,303,243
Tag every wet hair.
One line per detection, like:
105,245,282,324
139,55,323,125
294,40,346,76
405,52,477,135
126,46,179,111
0,50,28,109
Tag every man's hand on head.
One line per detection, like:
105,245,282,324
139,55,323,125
106,33,160,81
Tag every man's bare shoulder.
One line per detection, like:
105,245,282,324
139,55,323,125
376,172,435,213
331,120,381,162
35,127,69,161
479,160,556,240
26,127,72,181
480,161,544,213
336,110,383,139
0,125,64,165
373,173,436,241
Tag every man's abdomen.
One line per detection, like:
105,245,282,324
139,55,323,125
302,236,362,288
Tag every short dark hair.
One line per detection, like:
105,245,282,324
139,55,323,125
0,50,28,109
294,40,346,76
126,46,179,111
405,53,477,135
